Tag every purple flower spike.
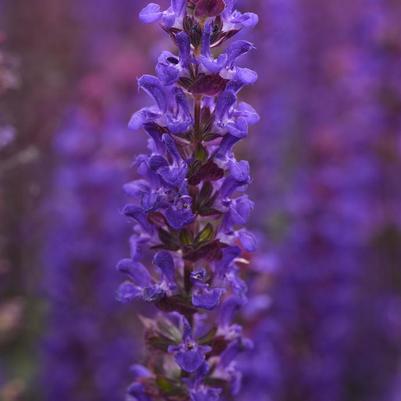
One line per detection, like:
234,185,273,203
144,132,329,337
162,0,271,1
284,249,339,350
119,1,259,399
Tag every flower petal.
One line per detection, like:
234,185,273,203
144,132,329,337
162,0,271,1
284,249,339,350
215,90,236,122
139,3,163,24
123,204,154,233
156,51,180,85
225,40,255,67
236,101,260,125
192,287,225,310
176,32,191,68
153,251,176,285
175,348,205,373
165,206,195,230
172,0,187,17
215,246,241,275
142,285,165,302
158,165,188,187
129,107,161,130
138,75,168,112
190,386,221,401
116,259,152,287
238,230,257,252
116,282,141,303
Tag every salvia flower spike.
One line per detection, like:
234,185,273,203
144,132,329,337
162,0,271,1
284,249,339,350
118,1,259,400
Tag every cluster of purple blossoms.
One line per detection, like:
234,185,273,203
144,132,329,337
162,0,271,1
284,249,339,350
41,48,145,400
42,112,139,401
239,1,401,400
117,1,259,400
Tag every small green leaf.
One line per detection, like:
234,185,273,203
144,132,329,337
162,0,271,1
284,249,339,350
179,229,193,246
194,143,208,161
156,376,186,396
156,377,175,393
198,181,213,205
195,223,214,244
157,317,182,342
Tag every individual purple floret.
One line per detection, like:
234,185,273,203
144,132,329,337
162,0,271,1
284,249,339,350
118,1,259,400
167,315,212,373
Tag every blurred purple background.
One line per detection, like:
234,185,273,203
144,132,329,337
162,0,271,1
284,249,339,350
1,0,400,400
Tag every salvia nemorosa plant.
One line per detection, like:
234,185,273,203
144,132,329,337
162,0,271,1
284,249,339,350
116,1,259,400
